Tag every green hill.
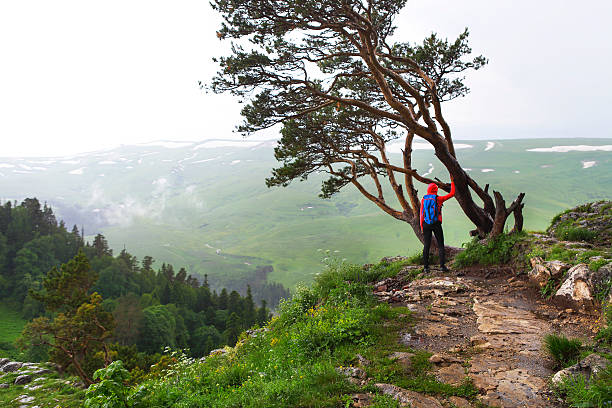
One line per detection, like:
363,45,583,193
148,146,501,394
1,138,611,290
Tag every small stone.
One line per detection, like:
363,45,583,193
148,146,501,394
355,354,371,366
351,393,374,407
14,395,35,403
0,358,10,367
448,396,471,408
429,354,462,366
376,284,388,292
388,352,415,371
2,362,23,372
0,383,9,389
14,375,32,385
436,363,466,386
336,366,367,380
375,383,443,408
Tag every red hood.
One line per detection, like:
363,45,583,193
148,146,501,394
426,183,438,194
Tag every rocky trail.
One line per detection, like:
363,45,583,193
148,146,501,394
370,266,600,408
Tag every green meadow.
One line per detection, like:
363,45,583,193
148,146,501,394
0,303,27,358
1,138,611,290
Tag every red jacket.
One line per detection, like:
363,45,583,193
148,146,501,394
420,181,455,231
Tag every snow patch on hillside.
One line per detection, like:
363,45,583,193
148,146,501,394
0,163,15,168
62,160,80,164
192,157,220,164
527,145,612,152
28,160,55,165
69,167,85,175
386,142,473,153
485,142,495,151
138,141,194,149
582,161,596,169
423,163,434,177
230,160,241,165
99,161,116,165
193,140,261,150
481,169,495,173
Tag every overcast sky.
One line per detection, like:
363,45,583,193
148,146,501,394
1,0,611,157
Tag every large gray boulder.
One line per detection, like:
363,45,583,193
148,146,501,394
555,262,612,302
555,264,592,301
552,353,610,385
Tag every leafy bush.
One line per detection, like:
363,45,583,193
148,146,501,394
276,284,319,327
84,361,138,408
290,302,374,355
454,232,526,268
555,365,612,408
544,334,582,368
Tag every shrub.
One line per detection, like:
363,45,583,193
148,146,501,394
276,284,319,327
544,334,582,368
454,232,526,268
84,361,137,408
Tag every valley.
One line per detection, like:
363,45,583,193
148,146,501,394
2,138,611,291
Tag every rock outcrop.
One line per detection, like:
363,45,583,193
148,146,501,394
552,353,610,385
374,383,444,408
548,200,612,246
552,262,612,303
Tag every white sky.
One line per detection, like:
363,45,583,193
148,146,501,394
1,0,611,157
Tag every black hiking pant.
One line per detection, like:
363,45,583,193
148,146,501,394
422,221,445,268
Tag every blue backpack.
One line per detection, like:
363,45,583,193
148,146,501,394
422,194,440,224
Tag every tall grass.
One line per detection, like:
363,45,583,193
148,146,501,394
454,232,526,268
543,334,582,368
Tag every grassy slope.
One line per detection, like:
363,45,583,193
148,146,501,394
82,259,478,408
2,138,611,290
0,303,27,358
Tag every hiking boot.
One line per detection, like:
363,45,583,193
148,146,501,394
440,265,450,273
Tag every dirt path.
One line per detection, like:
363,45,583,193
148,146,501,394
373,268,597,407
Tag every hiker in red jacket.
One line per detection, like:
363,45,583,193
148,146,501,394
420,178,455,273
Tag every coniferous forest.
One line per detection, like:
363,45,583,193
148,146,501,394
0,198,274,383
